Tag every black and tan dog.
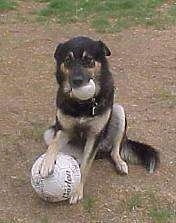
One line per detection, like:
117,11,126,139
39,36,159,204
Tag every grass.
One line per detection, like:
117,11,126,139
0,220,18,223
83,196,96,213
20,122,46,142
35,0,176,32
149,207,175,223
0,133,19,146
0,121,46,147
127,194,142,211
11,175,29,187
154,88,176,107
157,89,176,101
124,191,176,222
0,0,16,11
40,216,49,223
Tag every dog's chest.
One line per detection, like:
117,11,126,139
79,117,89,124
57,108,111,135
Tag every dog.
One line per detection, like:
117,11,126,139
39,36,160,204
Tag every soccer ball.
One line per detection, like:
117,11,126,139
31,153,81,202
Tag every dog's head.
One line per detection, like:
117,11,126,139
54,36,111,100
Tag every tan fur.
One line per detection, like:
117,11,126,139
70,135,96,204
40,108,111,203
87,61,101,78
40,131,69,178
56,107,111,203
110,104,128,174
60,63,72,93
56,108,111,135
60,63,69,75
40,45,112,204
60,57,102,97
40,37,159,205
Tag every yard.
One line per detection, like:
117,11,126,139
0,1,176,222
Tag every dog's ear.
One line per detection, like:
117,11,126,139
54,43,63,61
98,40,111,56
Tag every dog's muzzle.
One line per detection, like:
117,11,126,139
70,73,91,88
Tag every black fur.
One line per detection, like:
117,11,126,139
121,139,160,172
56,85,114,117
54,36,111,64
55,36,114,117
50,36,160,172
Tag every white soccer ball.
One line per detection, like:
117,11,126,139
72,79,96,100
31,153,81,202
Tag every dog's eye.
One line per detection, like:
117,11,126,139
64,56,72,67
82,56,95,68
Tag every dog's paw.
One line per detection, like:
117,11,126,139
39,153,56,178
69,183,83,204
116,160,128,175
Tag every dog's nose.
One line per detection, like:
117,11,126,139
72,76,84,87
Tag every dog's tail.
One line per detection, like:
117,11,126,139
121,139,160,173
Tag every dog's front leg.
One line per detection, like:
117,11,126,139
69,134,97,204
40,131,68,178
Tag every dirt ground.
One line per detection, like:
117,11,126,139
0,1,176,223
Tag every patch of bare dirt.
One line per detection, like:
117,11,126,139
0,1,176,222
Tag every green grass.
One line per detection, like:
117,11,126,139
0,122,46,146
0,0,16,11
35,0,176,32
0,133,19,146
123,191,176,222
155,88,176,106
12,175,28,187
83,196,96,213
20,122,46,142
127,194,142,211
40,216,49,223
149,207,175,223
0,219,18,223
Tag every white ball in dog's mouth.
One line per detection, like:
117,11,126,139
72,79,96,100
